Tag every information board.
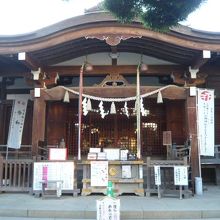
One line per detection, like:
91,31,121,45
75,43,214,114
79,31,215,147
33,161,74,191
174,166,188,186
49,148,67,160
97,197,120,220
154,166,161,185
91,161,108,186
122,165,131,178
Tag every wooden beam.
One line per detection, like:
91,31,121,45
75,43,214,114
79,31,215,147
43,65,187,76
2,63,219,77
191,52,209,69
1,25,220,54
18,52,39,70
172,72,207,86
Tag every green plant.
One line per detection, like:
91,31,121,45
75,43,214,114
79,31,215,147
104,0,205,31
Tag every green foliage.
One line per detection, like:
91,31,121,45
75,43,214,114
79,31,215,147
104,0,205,31
104,0,141,23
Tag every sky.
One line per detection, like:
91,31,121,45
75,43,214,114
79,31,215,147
0,0,219,35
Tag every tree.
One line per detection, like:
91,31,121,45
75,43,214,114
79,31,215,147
103,0,205,31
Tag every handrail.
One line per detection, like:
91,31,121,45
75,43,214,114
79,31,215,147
201,145,220,164
0,145,32,159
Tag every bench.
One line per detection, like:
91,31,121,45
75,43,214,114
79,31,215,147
40,180,63,198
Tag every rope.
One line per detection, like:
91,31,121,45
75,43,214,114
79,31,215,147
56,84,180,103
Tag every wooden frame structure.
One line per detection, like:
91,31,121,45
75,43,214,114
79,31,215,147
1,8,220,191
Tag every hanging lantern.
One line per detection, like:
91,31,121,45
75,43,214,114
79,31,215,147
157,91,163,103
63,91,70,103
110,102,116,114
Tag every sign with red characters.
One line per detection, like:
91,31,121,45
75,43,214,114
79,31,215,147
197,89,215,156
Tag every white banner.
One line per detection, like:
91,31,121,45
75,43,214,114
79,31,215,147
197,89,215,156
7,98,28,149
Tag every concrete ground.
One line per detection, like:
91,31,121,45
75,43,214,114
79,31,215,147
1,218,220,220
0,185,220,219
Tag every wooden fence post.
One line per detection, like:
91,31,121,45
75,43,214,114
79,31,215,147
0,155,3,189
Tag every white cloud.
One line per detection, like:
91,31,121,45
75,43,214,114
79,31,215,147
182,0,220,32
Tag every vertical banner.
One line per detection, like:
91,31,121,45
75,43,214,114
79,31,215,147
7,98,28,149
197,89,215,156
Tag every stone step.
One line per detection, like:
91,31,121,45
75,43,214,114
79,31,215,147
0,209,220,219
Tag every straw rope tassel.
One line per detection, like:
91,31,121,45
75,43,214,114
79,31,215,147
110,102,116,114
63,91,70,103
82,98,88,116
157,90,163,103
87,98,92,111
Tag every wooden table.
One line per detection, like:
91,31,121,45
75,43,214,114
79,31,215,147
81,160,144,196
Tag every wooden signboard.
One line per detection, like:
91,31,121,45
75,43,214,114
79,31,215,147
163,131,172,146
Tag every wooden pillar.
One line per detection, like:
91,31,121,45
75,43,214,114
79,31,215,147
0,155,3,188
185,90,200,186
32,97,46,156
0,78,7,143
0,104,5,143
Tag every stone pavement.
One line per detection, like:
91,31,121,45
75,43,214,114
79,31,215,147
1,218,220,220
0,185,220,219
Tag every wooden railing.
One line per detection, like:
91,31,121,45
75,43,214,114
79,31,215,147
0,144,49,160
201,145,220,164
0,156,33,192
0,145,32,159
145,156,192,197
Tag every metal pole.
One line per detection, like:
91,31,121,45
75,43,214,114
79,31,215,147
136,64,141,159
77,64,84,161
